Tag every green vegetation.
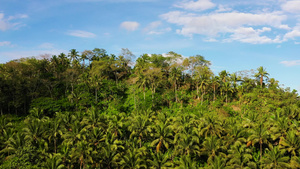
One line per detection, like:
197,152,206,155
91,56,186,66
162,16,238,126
0,48,299,168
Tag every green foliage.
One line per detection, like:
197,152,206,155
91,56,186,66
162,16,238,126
0,48,300,168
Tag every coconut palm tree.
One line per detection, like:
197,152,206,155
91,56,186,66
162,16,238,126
68,49,79,64
120,140,147,169
128,113,151,148
151,113,174,153
248,122,271,165
261,146,290,169
147,150,173,169
200,136,224,163
70,140,94,169
175,155,197,169
279,130,300,157
43,153,65,169
226,141,256,169
255,66,269,87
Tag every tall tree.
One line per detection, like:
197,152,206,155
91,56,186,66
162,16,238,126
255,66,269,87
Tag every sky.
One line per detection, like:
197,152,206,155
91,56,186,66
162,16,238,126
0,0,300,91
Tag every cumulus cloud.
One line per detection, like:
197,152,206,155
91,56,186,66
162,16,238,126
143,21,171,35
281,0,300,13
174,0,216,11
280,60,300,66
0,41,11,46
160,10,287,43
120,21,140,31
226,27,281,44
284,25,300,40
67,30,96,38
0,13,28,31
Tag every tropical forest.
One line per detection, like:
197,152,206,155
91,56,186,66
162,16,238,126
0,48,300,169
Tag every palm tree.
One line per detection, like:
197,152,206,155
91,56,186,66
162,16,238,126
128,114,151,148
199,113,224,138
290,156,300,169
226,141,255,169
47,115,63,153
120,140,147,169
255,66,269,87
211,76,220,101
207,155,226,169
169,66,183,102
200,136,223,163
23,118,47,147
70,140,94,169
43,153,65,169
175,155,197,169
248,122,271,165
147,150,173,169
68,49,79,64
279,130,300,157
219,70,229,83
151,113,174,153
173,132,199,157
261,146,290,169
107,113,126,138
99,134,124,169
1,132,26,159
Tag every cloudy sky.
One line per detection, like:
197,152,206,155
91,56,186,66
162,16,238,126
1,0,300,91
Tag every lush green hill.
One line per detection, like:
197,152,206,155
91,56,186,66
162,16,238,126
0,49,299,168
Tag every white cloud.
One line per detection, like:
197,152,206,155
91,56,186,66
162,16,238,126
148,27,172,35
278,24,291,30
38,43,54,49
67,30,96,38
0,13,28,31
215,5,232,13
145,21,162,30
143,21,171,35
226,27,281,44
161,11,287,43
284,25,300,40
0,41,11,46
281,0,300,13
280,60,300,66
174,0,216,11
120,21,140,31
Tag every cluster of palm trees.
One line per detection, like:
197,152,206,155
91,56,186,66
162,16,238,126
1,48,300,168
1,87,300,168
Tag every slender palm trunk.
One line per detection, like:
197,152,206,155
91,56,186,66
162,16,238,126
260,139,262,169
175,81,178,102
196,81,199,99
134,88,136,109
143,85,146,101
213,85,216,101
95,88,97,103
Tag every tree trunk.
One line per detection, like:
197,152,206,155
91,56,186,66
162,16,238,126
134,88,136,109
143,85,146,101
95,88,98,103
213,85,216,101
54,138,57,153
175,81,178,102
260,139,262,169
196,82,199,99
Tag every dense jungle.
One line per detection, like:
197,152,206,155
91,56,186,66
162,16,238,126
0,48,299,169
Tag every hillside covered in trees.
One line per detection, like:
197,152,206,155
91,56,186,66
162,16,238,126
0,48,299,168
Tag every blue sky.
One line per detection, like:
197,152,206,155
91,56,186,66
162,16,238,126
1,0,300,91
